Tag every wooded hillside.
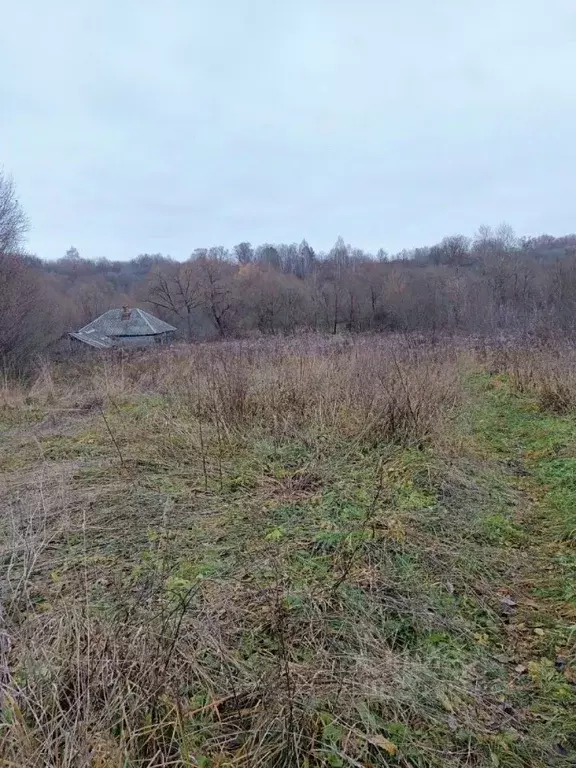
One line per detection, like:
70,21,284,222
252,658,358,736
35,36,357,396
3,170,576,367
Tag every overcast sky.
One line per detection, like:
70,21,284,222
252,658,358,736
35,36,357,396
1,1,575,261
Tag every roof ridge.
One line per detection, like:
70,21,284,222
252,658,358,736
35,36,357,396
135,307,156,332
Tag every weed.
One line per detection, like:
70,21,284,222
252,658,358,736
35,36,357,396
1,336,575,766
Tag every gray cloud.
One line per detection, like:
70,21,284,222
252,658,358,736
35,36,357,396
1,0,575,260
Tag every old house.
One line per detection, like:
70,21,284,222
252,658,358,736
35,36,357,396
69,307,176,349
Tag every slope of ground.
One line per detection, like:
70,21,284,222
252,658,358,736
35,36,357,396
0,340,574,767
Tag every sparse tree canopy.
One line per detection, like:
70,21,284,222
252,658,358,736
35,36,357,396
0,170,29,255
234,242,254,264
6,189,576,363
148,262,200,340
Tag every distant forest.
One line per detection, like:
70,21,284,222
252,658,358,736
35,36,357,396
2,170,576,367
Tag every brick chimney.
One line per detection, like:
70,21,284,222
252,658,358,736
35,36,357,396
121,306,131,320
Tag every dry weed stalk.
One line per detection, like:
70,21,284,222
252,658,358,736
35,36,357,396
7,336,566,765
489,342,576,412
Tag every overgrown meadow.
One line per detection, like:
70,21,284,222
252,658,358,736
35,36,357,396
1,336,575,767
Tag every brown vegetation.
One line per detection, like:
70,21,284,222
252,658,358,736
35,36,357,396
1,171,576,765
1,336,575,766
488,344,576,414
4,170,576,370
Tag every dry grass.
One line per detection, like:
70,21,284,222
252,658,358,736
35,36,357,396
43,336,460,446
1,335,575,766
487,342,576,413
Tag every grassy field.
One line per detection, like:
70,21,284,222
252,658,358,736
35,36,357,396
1,337,575,767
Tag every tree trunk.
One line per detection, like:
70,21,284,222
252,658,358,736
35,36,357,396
332,293,338,335
213,309,225,338
186,306,193,341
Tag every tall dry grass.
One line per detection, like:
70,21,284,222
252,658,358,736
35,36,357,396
487,341,576,413
0,337,467,767
3,335,573,766
39,335,462,447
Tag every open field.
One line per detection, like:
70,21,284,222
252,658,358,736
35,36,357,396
1,336,575,767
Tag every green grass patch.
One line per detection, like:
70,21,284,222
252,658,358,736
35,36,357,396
3,365,576,767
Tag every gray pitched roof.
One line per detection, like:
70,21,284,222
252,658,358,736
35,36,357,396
69,331,114,348
77,308,176,337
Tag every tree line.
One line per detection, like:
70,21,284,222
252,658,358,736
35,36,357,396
2,170,576,368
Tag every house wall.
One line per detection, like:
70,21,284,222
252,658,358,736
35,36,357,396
112,332,174,348
113,335,158,348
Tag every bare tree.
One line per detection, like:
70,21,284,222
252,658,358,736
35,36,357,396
73,277,116,325
7,207,576,350
255,244,281,270
0,174,48,367
234,242,254,264
0,170,29,255
297,240,316,278
148,263,200,340
194,257,236,337
207,246,230,261
377,247,389,262
0,253,46,365
237,264,311,333
150,256,236,339
329,236,350,270
440,235,470,267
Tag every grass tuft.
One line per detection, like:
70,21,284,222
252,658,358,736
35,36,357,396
1,336,575,766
